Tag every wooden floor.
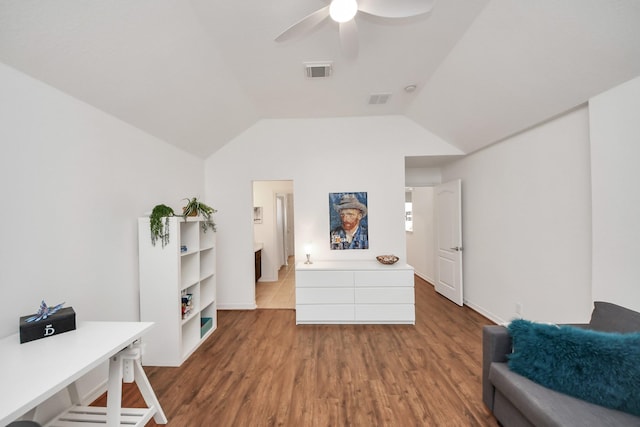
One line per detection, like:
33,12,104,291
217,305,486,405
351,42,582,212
94,277,498,426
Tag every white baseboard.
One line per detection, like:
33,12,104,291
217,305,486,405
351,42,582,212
463,300,505,325
413,273,503,325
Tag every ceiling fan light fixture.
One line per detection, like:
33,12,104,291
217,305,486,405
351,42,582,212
329,0,358,23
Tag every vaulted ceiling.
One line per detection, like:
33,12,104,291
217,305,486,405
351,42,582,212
1,0,639,159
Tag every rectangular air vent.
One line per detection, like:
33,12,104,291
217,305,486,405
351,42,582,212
368,93,392,105
305,62,332,78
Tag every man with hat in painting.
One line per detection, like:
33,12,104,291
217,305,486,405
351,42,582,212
330,193,369,250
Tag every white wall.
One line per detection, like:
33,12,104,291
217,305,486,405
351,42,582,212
205,116,462,309
253,180,294,282
406,187,436,283
589,76,640,312
0,62,203,421
442,106,593,324
405,167,442,187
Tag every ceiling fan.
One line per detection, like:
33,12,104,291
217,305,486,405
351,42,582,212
275,0,435,58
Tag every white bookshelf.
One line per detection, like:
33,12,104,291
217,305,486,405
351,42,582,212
138,216,217,367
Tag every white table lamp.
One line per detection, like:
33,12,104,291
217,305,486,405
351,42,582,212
304,243,313,264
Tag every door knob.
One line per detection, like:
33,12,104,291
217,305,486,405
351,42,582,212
450,246,463,251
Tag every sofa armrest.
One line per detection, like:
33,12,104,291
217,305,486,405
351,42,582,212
482,323,590,411
482,325,512,410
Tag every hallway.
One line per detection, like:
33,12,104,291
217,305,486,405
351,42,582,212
255,256,295,309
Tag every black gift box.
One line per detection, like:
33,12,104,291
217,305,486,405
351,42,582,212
19,307,76,344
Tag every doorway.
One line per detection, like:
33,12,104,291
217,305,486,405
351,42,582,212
405,186,437,284
434,179,463,305
405,182,464,306
252,180,296,309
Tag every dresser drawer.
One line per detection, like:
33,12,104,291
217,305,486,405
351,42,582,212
297,287,354,304
355,304,415,323
296,270,353,287
296,304,355,323
354,269,414,287
355,287,414,304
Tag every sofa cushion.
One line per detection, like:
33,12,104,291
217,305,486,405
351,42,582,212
507,319,640,416
489,363,640,427
589,301,640,333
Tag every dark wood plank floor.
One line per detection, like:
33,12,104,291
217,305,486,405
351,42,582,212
94,277,498,426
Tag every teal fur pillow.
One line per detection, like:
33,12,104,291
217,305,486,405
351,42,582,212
507,319,640,416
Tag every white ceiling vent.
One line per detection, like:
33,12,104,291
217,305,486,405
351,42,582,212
305,62,332,78
368,93,392,105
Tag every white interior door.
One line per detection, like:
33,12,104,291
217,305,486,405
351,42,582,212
435,179,463,306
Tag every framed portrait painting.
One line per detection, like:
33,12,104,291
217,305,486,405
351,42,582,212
329,192,368,250
253,206,263,224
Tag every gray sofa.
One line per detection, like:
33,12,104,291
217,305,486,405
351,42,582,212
482,302,640,427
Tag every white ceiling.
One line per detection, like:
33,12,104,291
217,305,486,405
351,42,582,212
1,0,640,160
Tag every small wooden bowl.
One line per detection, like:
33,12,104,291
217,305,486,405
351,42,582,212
376,255,399,265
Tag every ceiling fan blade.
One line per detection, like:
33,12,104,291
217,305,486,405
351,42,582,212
275,5,330,42
339,19,358,59
357,0,435,18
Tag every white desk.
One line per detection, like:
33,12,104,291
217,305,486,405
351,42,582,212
0,321,167,426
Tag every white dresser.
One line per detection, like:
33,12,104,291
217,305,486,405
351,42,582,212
295,260,415,324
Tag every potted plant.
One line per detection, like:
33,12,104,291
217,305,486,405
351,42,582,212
149,204,175,247
181,197,217,233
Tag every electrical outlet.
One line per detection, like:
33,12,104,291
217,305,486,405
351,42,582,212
515,303,523,316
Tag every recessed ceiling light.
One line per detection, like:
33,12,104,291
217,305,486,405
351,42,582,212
404,84,417,93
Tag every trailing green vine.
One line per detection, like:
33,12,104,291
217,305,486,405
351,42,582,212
150,204,175,247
